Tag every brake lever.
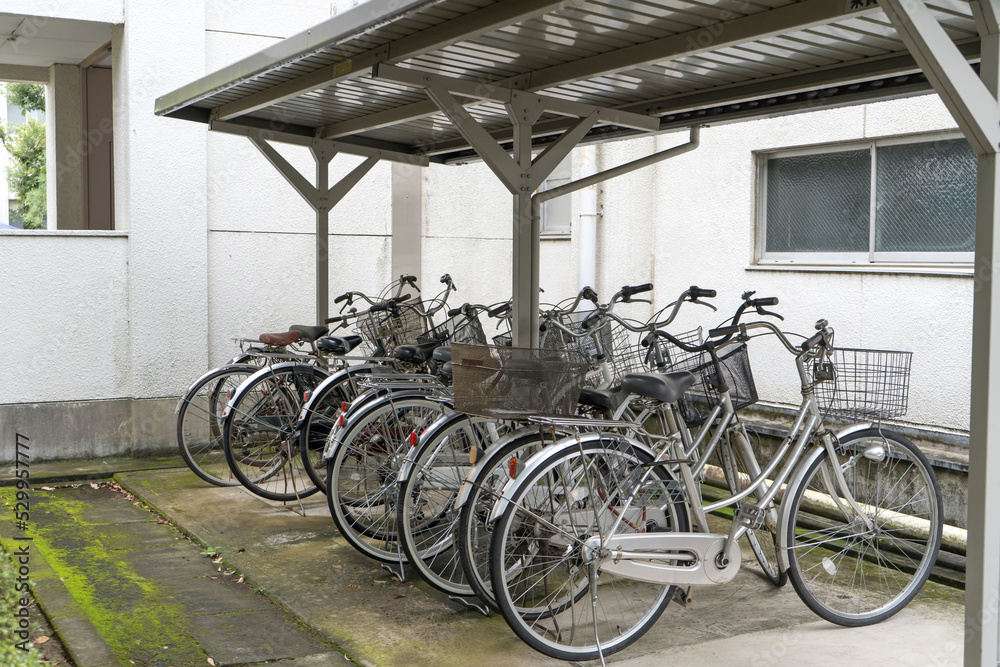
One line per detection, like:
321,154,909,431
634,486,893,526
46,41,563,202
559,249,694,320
756,306,784,321
689,297,718,312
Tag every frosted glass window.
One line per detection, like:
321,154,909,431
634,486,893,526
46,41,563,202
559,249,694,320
765,150,870,253
875,139,976,252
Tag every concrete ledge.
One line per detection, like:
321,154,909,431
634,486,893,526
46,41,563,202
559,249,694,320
0,397,178,461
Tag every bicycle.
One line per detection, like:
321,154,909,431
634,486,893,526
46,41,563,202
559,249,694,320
484,299,941,661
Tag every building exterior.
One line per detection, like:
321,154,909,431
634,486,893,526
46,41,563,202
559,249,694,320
0,1,974,466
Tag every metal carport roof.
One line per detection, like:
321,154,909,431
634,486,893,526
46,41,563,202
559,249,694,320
155,4,1000,662
155,0,981,162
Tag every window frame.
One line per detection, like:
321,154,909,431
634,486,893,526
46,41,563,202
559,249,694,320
756,131,974,267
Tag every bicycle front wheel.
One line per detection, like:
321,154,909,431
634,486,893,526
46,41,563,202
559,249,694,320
177,365,258,486
490,437,689,661
785,428,942,626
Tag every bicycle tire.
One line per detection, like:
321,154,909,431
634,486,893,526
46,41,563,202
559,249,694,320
785,428,942,626
325,394,450,563
456,429,564,612
176,364,257,486
490,436,689,661
222,364,327,501
298,365,375,493
396,414,499,596
720,432,787,586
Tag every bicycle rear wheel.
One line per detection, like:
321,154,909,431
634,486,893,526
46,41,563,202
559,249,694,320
490,437,689,661
397,414,498,596
222,365,326,501
785,428,942,626
326,394,449,563
177,365,258,486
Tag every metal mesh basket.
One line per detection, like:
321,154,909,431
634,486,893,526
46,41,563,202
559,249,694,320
609,326,704,381
358,301,427,353
671,343,758,425
811,347,912,420
451,343,591,419
539,316,613,361
417,311,487,346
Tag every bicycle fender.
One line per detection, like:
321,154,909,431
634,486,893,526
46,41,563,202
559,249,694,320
296,364,378,424
834,421,876,442
775,445,826,573
395,409,464,484
322,392,449,462
221,361,327,419
176,363,258,414
488,432,658,523
453,426,547,511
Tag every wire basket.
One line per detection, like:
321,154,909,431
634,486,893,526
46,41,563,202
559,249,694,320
811,347,912,420
609,326,704,381
671,343,758,425
417,311,487,346
358,301,427,353
539,316,613,361
451,343,591,419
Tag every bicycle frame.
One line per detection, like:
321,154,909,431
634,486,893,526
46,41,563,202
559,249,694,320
490,327,879,588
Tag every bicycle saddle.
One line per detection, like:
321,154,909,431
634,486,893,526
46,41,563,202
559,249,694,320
393,342,440,364
317,335,363,355
259,330,302,346
621,371,696,404
289,324,330,343
578,386,627,412
433,347,452,364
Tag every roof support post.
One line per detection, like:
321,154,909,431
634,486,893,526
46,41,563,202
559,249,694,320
966,3,1000,665
249,134,380,325
880,1,1000,663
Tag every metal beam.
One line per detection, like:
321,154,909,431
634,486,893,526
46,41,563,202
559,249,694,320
880,0,1000,155
215,0,567,121
965,3,1000,664
209,119,428,166
374,64,659,132
250,137,320,209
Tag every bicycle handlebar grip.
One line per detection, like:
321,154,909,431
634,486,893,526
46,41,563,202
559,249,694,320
752,296,779,307
390,293,411,304
324,315,342,324
447,306,463,317
402,274,417,284
582,312,601,330
440,273,452,284
708,325,739,338
622,283,653,300
582,286,598,303
488,303,511,318
369,303,389,313
801,330,825,352
689,286,717,299
334,292,351,304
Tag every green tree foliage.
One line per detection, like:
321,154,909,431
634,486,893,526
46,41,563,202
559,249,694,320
3,82,45,114
1,83,46,229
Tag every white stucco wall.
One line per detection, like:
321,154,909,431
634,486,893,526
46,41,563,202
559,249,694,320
0,233,129,403
422,95,972,434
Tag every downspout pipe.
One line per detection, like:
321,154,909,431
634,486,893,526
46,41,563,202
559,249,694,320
579,146,598,303
530,125,701,294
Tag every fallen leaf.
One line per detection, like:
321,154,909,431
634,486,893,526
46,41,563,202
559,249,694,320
394,595,406,599
331,565,342,569
223,569,235,576
89,482,99,489
236,576,244,583
210,576,218,580
41,486,54,491
347,584,361,589
208,659,216,666
33,636,49,644
236,548,245,554
373,580,387,584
